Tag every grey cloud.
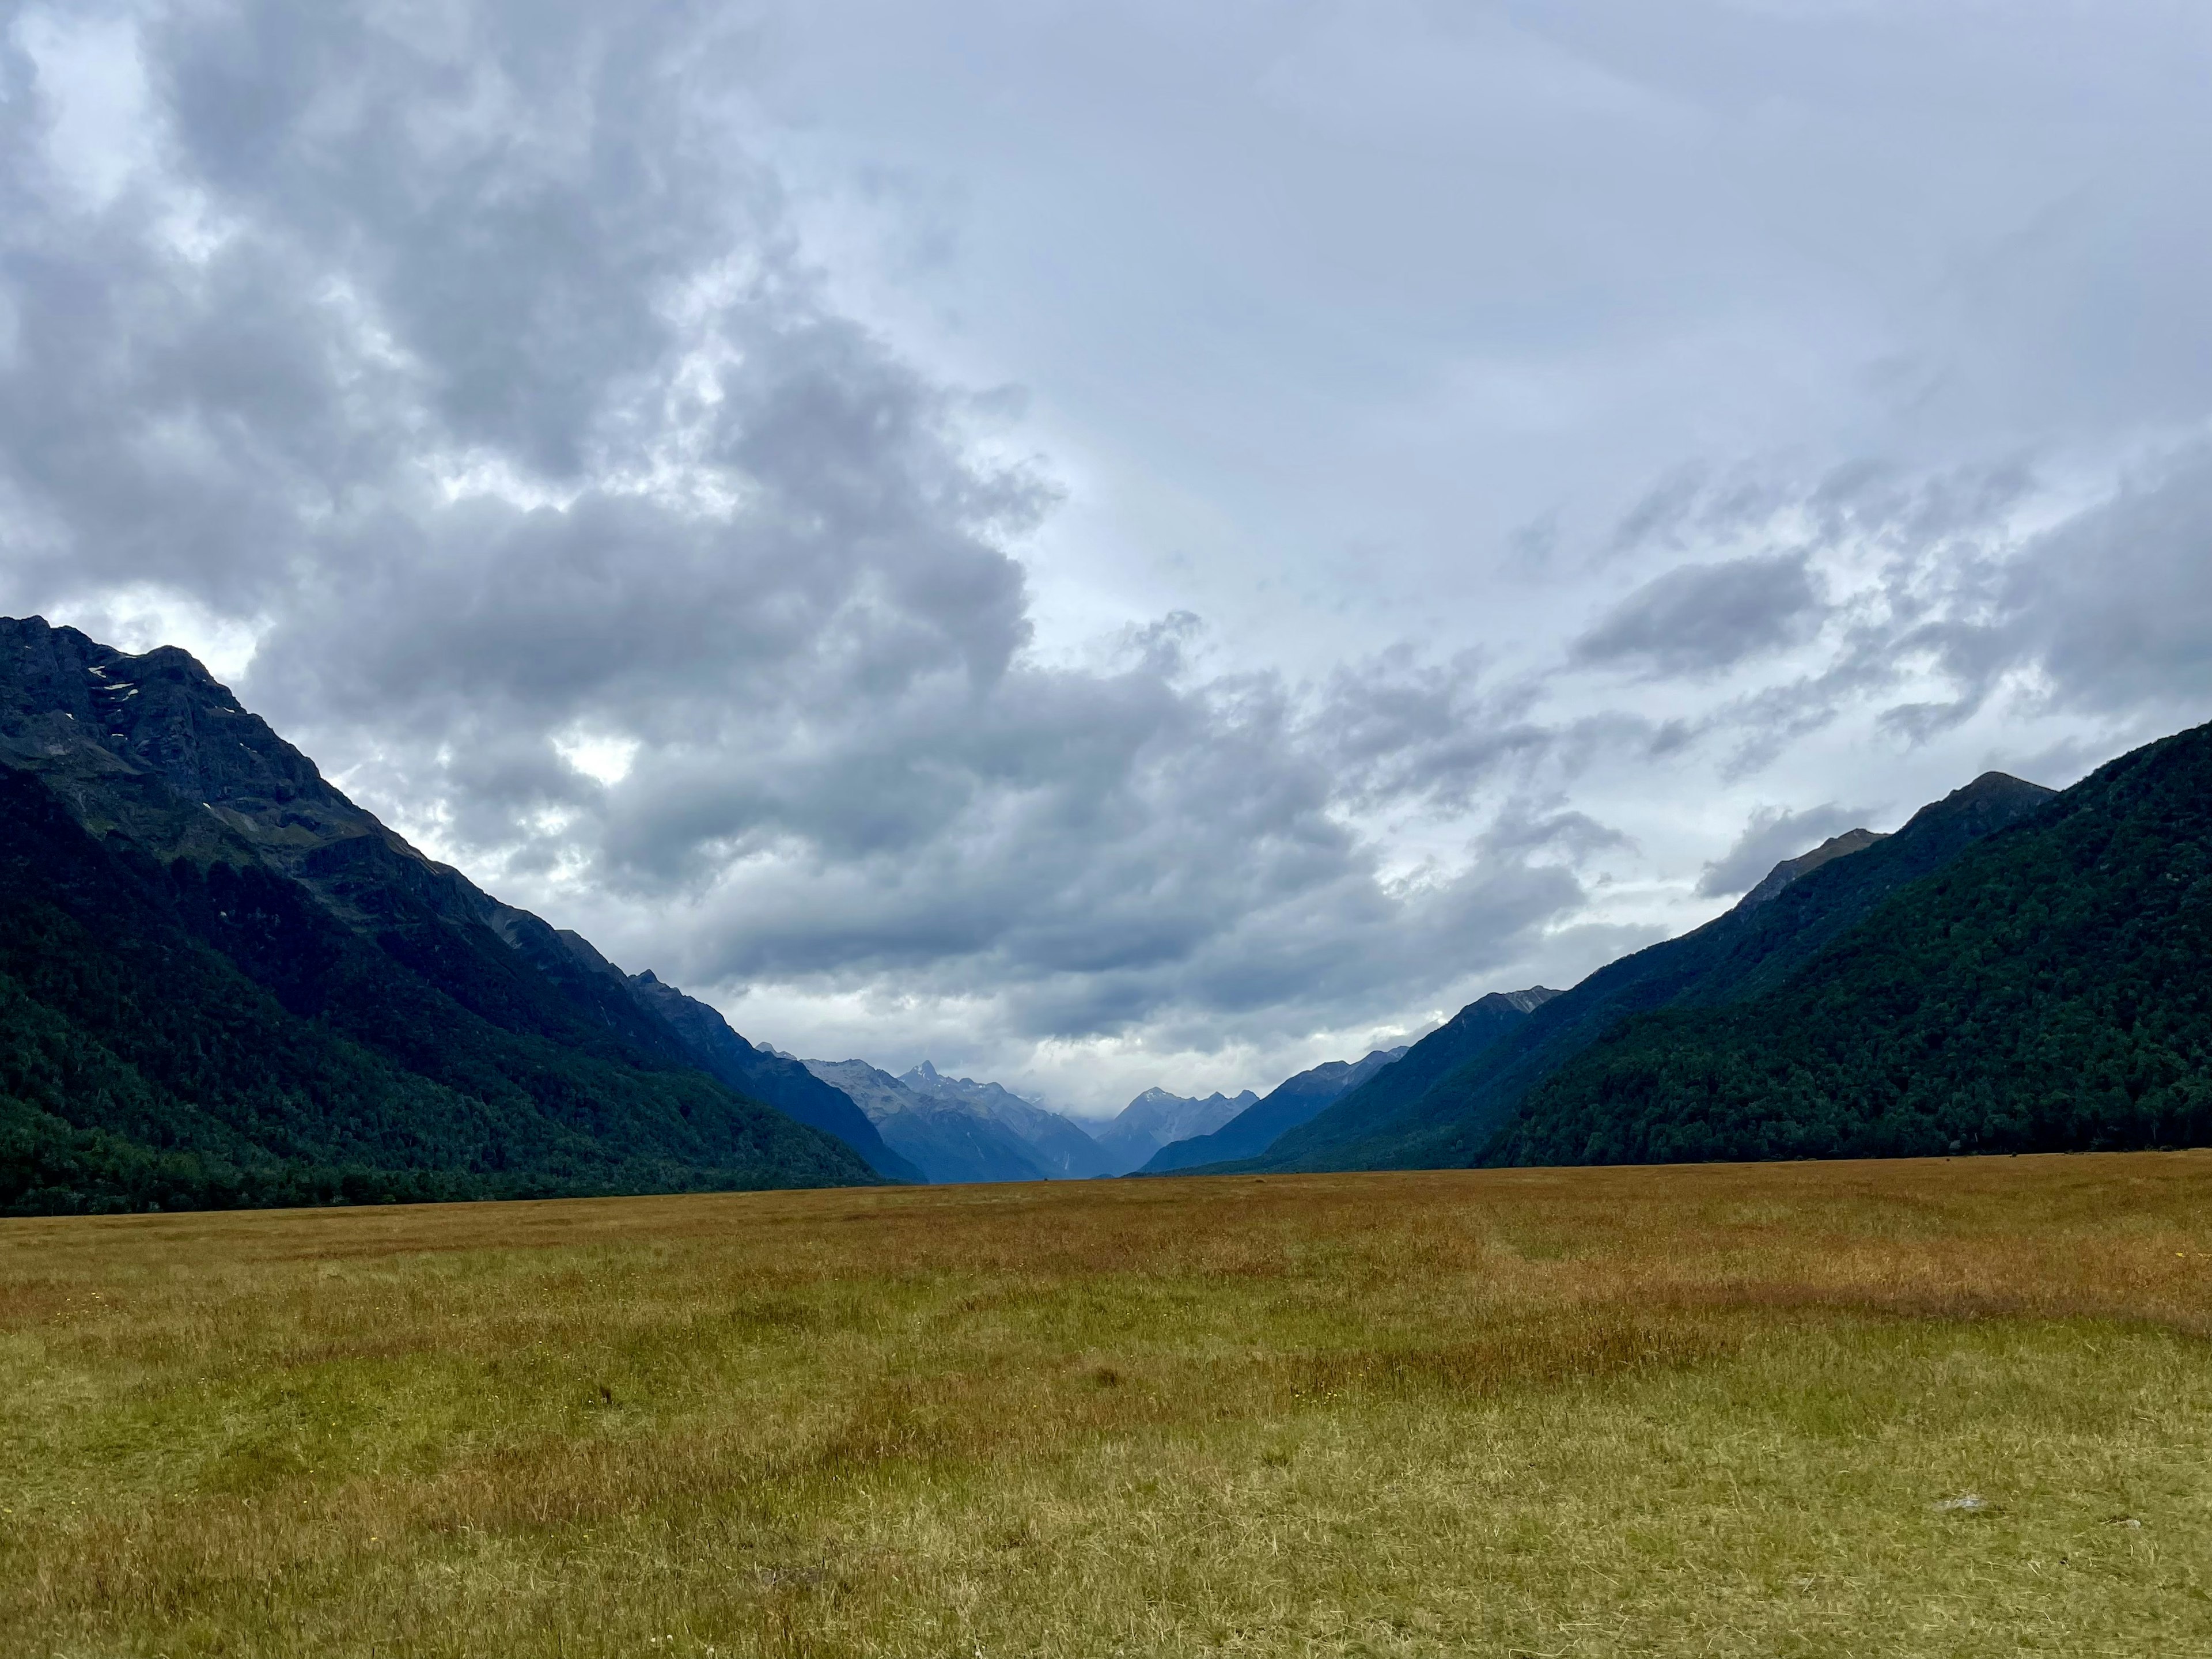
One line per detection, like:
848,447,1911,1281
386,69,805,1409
153,0,780,480
1725,448,2212,748
1697,803,1872,899
1641,448,2212,771
1995,449,2212,717
687,828,1585,1054
0,0,1597,1077
9,0,2210,1105
613,649,1585,1028
1306,651,1562,813
1704,645,1907,779
1608,464,1711,555
1579,459,2052,770
1802,459,2039,559
1607,465,1801,563
1609,457,2037,584
1478,797,1631,863
1572,552,1825,679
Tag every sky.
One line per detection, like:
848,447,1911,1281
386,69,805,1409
5,0,2212,1114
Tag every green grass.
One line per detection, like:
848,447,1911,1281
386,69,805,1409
6,1156,2212,1655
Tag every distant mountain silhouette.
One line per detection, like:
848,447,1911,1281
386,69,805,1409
1137,1044,1409,1174
1093,1086,1258,1175
626,972,920,1181
803,1059,1051,1183
897,1062,1112,1177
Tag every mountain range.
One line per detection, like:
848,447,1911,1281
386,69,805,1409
12,611,2212,1214
802,1058,1060,1184
899,1063,1116,1178
795,1061,1270,1183
1137,1046,1410,1174
1093,1087,1259,1174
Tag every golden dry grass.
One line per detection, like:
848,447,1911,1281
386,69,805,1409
6,1153,2212,1656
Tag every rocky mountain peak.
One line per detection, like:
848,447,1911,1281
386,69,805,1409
1452,986,1560,1028
1738,828,1886,910
0,615,373,870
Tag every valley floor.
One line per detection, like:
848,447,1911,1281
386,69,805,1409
6,1156,2211,1656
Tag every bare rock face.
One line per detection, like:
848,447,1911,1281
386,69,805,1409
1092,1085,1261,1174
897,1064,1113,1179
803,1060,1053,1184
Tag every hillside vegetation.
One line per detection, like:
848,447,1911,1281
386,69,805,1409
0,615,882,1212
0,770,871,1211
1502,722,2212,1166
1140,1042,1411,1173
6,1157,2210,1656
1247,775,2053,1173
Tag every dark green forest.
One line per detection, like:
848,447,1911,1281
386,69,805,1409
1244,774,2054,1173
0,615,884,1214
0,767,877,1214
1499,724,2212,1166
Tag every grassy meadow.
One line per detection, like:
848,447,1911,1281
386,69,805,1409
6,1155,2212,1657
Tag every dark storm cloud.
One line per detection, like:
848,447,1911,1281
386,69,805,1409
1571,552,1825,679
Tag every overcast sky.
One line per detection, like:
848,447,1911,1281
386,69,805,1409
6,0,2212,1113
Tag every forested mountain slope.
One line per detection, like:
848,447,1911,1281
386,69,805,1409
0,617,882,1214
627,972,919,1181
1246,772,2052,1173
1138,1044,1408,1174
1500,722,2212,1166
1215,987,1558,1173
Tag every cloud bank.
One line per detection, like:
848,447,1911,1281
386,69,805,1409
4,0,2210,1107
